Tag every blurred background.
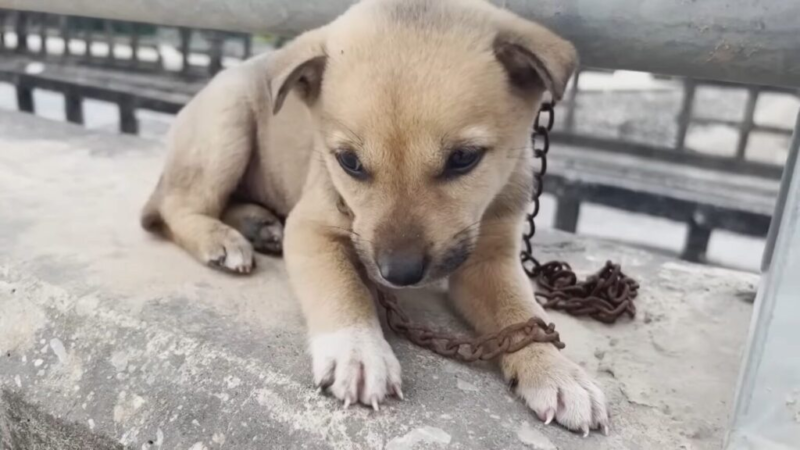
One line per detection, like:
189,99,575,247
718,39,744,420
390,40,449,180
1,10,797,273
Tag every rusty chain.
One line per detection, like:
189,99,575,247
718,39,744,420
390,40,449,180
522,103,639,323
375,102,639,362
533,260,638,323
377,290,565,363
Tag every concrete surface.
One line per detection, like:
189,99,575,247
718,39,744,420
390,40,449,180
0,110,759,449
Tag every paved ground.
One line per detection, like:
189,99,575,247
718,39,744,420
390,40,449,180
0,110,758,449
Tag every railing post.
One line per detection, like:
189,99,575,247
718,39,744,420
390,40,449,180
208,31,224,75
0,11,6,49
761,111,800,271
13,11,28,53
83,18,93,59
104,20,115,61
179,27,191,74
554,197,581,233
38,13,46,55
563,69,581,133
59,16,71,57
129,23,140,67
735,88,760,160
727,110,800,449
674,79,696,151
242,33,252,59
64,89,84,125
683,223,712,263
118,96,138,134
16,82,34,114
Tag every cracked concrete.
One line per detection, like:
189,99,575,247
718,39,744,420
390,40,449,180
0,110,757,449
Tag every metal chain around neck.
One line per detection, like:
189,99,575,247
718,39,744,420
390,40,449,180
376,101,638,362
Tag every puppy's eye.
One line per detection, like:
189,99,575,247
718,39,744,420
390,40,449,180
336,150,368,180
443,147,485,178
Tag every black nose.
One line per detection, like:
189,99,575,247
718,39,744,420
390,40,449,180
377,250,428,286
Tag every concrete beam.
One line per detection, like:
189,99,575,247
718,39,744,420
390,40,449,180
1,0,799,88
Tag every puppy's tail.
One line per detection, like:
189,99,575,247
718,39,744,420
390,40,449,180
140,176,165,233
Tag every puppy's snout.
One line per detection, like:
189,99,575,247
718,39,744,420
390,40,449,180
377,248,428,287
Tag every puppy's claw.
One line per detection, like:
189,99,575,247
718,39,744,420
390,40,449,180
601,424,610,436
544,409,555,425
394,386,404,401
310,327,402,414
582,425,590,438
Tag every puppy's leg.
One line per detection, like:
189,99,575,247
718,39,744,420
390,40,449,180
284,186,401,408
161,203,254,274
449,217,609,435
222,203,284,255
144,68,261,273
156,170,256,273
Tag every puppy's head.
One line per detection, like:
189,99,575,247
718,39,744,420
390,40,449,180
274,0,577,288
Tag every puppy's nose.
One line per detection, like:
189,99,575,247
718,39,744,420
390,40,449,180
377,250,428,286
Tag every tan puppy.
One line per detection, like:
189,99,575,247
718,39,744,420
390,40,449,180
141,0,608,435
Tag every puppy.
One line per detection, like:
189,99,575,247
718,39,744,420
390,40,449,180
141,0,608,435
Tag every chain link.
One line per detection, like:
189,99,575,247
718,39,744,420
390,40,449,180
375,102,638,362
376,290,565,363
522,102,638,323
521,101,554,277
534,260,638,323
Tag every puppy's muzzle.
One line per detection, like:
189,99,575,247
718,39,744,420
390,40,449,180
377,247,429,287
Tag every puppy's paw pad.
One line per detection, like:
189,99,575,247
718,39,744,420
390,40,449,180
311,327,402,408
511,350,609,436
244,217,284,255
203,232,255,274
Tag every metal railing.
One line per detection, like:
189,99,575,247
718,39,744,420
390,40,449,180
560,72,797,180
0,10,254,76
2,0,799,88
0,10,264,133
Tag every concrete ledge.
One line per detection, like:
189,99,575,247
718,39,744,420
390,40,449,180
0,110,757,449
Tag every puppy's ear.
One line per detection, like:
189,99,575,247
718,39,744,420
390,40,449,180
273,55,327,114
268,26,329,115
493,19,578,101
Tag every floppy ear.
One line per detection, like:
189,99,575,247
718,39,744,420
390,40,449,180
493,18,578,101
273,55,327,114
269,27,329,114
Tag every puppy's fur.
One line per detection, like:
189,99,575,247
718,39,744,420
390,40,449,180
141,0,608,435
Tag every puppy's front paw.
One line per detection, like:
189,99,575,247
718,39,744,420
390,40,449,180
505,345,609,436
310,327,402,410
201,229,255,274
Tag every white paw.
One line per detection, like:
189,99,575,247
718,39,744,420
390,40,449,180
310,326,402,409
203,230,254,274
508,347,609,436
